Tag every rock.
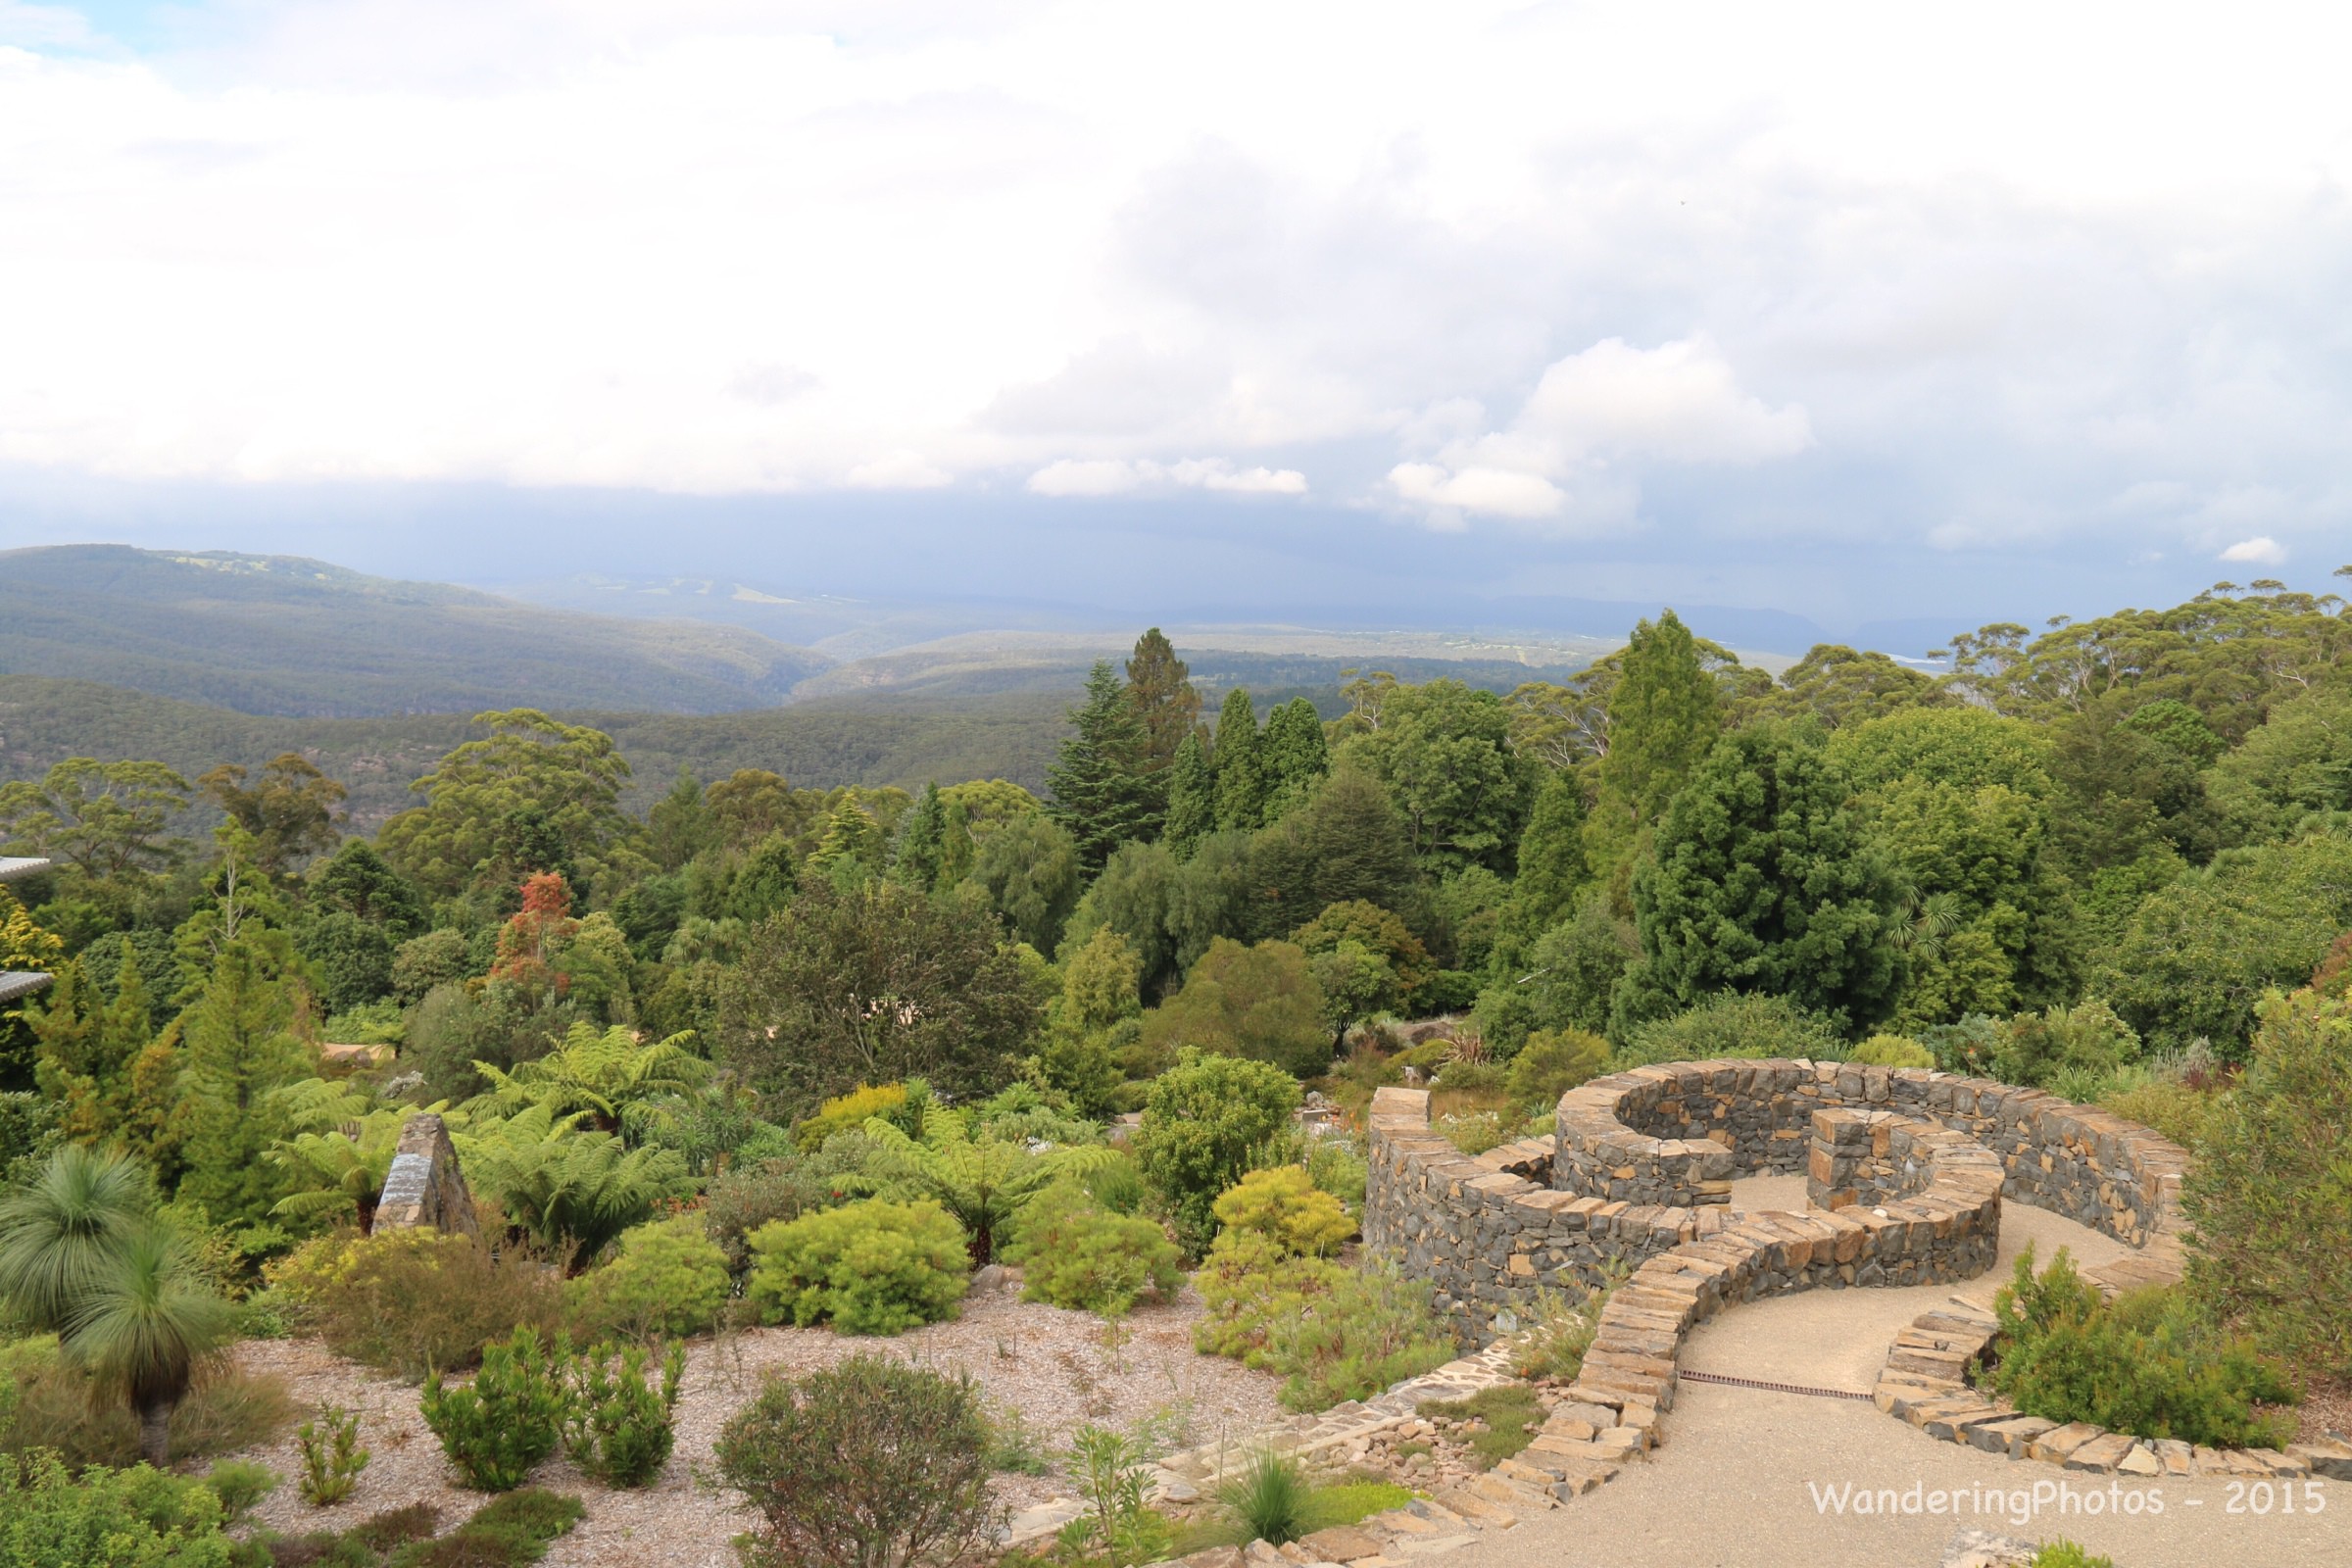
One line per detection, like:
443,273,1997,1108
1938,1527,2037,1567
967,1263,1010,1294
373,1113,478,1239
1297,1526,1385,1562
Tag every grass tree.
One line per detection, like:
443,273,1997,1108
0,1147,232,1464
861,1106,1116,1265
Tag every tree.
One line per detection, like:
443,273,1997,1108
1503,771,1590,948
294,909,398,1016
891,782,950,891
376,710,636,901
1590,611,1722,868
471,1021,710,1138
0,759,192,879
308,839,427,938
1056,927,1142,1036
196,755,346,878
1338,680,1532,872
860,1107,1115,1264
2203,681,2352,848
173,937,311,1233
1745,644,1949,729
1517,890,1641,1037
1246,765,1420,939
1133,1050,1300,1252
963,813,1083,954
1162,733,1216,857
1617,723,1901,1036
1258,699,1330,818
1058,841,1181,993
720,881,1043,1110
28,949,156,1141
1048,662,1162,870
0,1145,149,1333
0,889,66,1089
458,1105,694,1274
807,799,885,880
2184,987,2352,1376
648,767,718,872
1138,938,1329,1079
1211,689,1266,832
1125,628,1203,777
1289,900,1431,1003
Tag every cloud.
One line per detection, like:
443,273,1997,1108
2219,535,2287,565
1027,457,1306,498
1385,337,1809,528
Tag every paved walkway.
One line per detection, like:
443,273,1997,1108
1440,1181,2345,1567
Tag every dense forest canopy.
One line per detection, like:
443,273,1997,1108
0,576,2348,1417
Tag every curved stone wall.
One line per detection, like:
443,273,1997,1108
1362,1057,2187,1338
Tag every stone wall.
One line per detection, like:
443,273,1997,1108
1363,1057,2186,1339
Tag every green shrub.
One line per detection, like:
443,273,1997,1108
1268,1255,1455,1412
1062,1425,1173,1566
2184,988,2352,1375
1436,1109,1506,1155
714,1356,1000,1568
984,1406,1051,1476
349,1503,440,1553
1982,1248,2295,1448
1848,1033,1935,1068
564,1216,729,1342
2100,1076,2219,1152
1001,1185,1180,1318
1991,1001,2141,1088
745,1199,967,1335
1209,1166,1351,1256
1133,1051,1300,1253
791,1083,910,1152
0,1451,230,1565
1216,1449,1308,1546
2029,1543,2115,1568
1297,1481,1412,1533
392,1489,582,1568
1505,1028,1610,1113
265,1232,564,1381
1301,1139,1366,1216
1419,1383,1543,1467
420,1329,568,1492
559,1342,682,1488
1508,1270,1618,1382
1618,993,1844,1066
700,1139,884,1274
296,1404,368,1506
201,1460,276,1522
1193,1232,1343,1367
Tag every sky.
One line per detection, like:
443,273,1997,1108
3,1,2350,643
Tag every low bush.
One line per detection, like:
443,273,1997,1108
1267,1255,1456,1412
297,1403,368,1506
1435,1108,1506,1155
715,1355,1001,1568
1210,1166,1352,1256
0,1451,230,1564
1193,1232,1343,1367
1618,993,1844,1066
420,1329,568,1492
701,1137,886,1274
0,1339,292,1469
1133,1051,1300,1254
1848,1033,1935,1068
559,1342,683,1488
1980,1248,2295,1448
1418,1383,1543,1467
2029,1544,2115,1568
394,1489,582,1568
1504,1028,1610,1113
1301,1139,1366,1216
1215,1449,1308,1546
1296,1480,1412,1533
745,1198,968,1335
202,1458,277,1521
1507,1270,1619,1382
349,1503,440,1553
266,1231,564,1381
2100,1076,2219,1152
1000,1184,1181,1319
564,1217,729,1343
1063,1424,1174,1566
791,1083,912,1152
1990,1001,2141,1088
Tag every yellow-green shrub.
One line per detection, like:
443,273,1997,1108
1211,1167,1352,1257
1849,1034,1935,1068
566,1216,731,1342
1505,1028,1609,1111
1001,1184,1181,1318
265,1230,564,1379
746,1199,967,1335
791,1083,906,1152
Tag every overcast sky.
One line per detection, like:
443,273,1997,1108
3,1,2349,640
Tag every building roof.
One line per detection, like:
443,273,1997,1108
0,971,55,1006
0,858,53,884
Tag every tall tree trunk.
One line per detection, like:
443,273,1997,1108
137,1396,172,1466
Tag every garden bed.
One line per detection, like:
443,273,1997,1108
223,1281,1288,1568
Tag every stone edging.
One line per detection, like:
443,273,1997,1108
1873,1301,2352,1483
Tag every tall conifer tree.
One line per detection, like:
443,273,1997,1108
1259,698,1331,818
1211,689,1266,832
1125,628,1202,777
1049,662,1161,871
892,782,949,891
1162,733,1215,857
1591,610,1721,866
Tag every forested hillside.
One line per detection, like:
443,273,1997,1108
0,545,827,715
2,579,2348,1512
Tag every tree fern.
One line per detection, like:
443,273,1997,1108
469,1023,709,1136
860,1106,1117,1263
458,1105,694,1273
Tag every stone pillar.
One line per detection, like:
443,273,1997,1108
373,1112,480,1239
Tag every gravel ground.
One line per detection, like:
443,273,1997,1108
225,1280,1286,1567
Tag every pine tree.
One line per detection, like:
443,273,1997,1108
1048,662,1161,871
1211,689,1266,832
892,782,949,891
1505,772,1591,946
1258,697,1331,818
1125,628,1202,776
175,938,311,1232
1590,610,1721,868
29,949,155,1142
1162,733,1215,856
808,800,885,879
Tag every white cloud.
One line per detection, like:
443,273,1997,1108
1027,457,1306,498
1384,337,1808,527
0,0,2349,563
2219,535,2287,565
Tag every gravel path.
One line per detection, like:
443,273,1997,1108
226,1282,1286,1567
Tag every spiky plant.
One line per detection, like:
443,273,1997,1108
71,1224,235,1464
0,1144,149,1332
469,1023,709,1136
458,1104,694,1273
860,1105,1117,1264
